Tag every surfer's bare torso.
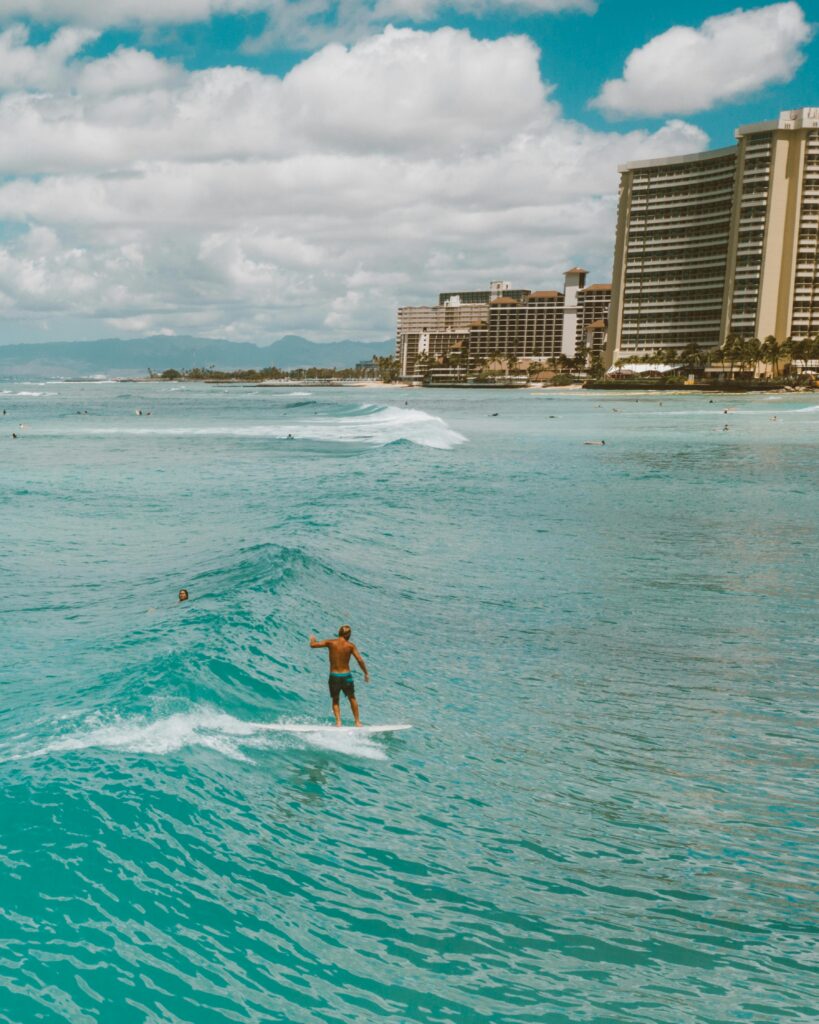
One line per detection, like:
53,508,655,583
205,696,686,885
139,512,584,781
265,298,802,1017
309,626,369,727
325,637,359,674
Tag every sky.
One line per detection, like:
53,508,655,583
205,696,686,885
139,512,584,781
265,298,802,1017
0,0,817,345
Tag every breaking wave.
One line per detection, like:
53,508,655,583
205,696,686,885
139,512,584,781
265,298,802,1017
63,404,466,449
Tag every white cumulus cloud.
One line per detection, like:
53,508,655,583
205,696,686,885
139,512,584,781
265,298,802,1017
0,25,707,343
0,0,596,47
591,2,813,118
0,23,98,90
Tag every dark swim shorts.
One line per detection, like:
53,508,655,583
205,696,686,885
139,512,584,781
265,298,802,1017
328,672,355,701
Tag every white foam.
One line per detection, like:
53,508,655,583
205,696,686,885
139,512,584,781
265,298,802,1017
15,709,399,763
63,404,466,449
4,390,57,397
255,723,410,734
298,729,388,760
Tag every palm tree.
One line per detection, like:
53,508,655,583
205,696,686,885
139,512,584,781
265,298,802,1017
374,355,400,382
721,334,742,378
803,336,819,373
735,338,749,374
800,338,811,374
809,335,819,372
760,336,781,378
780,336,796,376
702,347,722,372
527,360,545,379
482,349,505,378
743,337,762,377
414,352,432,379
786,337,807,375
450,348,468,382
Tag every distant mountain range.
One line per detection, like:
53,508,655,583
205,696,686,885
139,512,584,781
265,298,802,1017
0,334,394,377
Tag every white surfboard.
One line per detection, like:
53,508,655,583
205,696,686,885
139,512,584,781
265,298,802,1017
255,723,411,735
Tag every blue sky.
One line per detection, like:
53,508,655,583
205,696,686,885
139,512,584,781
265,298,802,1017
0,0,817,344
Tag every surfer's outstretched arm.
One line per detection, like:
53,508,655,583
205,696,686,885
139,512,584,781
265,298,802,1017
352,645,369,682
309,635,329,648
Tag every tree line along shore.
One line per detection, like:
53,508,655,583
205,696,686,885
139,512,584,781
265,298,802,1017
147,334,819,390
147,354,401,384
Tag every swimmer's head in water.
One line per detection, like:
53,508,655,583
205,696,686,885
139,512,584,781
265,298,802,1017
178,589,189,602
338,624,352,639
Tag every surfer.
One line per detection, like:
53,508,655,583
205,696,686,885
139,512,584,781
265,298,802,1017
309,625,369,727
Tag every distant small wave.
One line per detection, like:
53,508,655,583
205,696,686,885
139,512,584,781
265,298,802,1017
13,708,391,762
0,390,58,397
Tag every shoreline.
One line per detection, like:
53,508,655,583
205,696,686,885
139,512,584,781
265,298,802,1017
38,376,817,395
112,377,408,388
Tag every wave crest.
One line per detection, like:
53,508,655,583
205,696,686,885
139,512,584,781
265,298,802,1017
61,404,466,449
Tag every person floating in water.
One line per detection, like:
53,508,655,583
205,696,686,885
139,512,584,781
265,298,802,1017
178,588,189,602
309,625,369,727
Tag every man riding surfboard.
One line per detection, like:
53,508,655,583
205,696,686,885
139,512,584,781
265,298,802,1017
309,625,369,727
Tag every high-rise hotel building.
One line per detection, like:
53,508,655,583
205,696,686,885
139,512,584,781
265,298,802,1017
608,107,819,363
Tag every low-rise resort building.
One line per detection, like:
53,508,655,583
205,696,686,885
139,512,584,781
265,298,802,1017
397,273,611,380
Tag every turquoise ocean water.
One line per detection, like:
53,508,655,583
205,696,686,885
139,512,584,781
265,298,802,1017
1,381,817,1023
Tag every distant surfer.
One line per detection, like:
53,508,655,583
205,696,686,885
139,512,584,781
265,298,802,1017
309,625,369,727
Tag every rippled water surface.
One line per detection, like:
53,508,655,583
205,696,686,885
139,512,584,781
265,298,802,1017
1,382,817,1023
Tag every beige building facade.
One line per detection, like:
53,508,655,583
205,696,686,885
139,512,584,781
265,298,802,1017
725,108,819,343
608,147,736,361
397,272,610,377
577,283,612,356
608,107,819,364
396,299,489,377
